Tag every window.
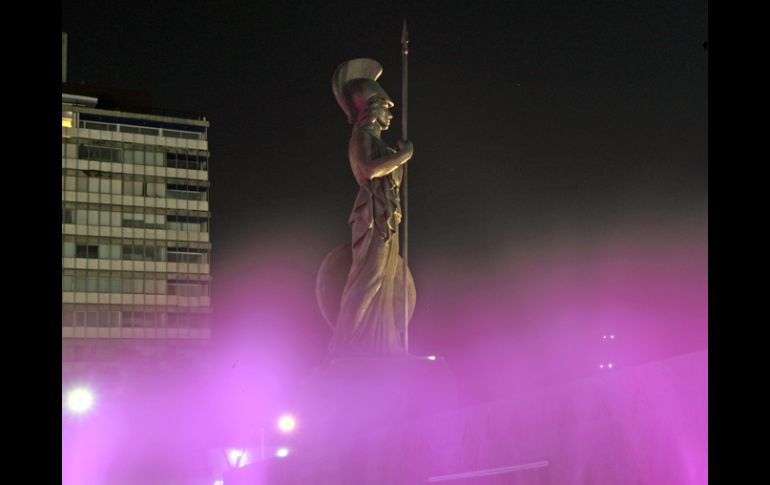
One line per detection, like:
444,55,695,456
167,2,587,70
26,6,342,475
146,182,165,197
77,175,88,192
62,111,73,128
121,278,134,293
98,276,110,293
133,279,145,293
74,311,99,327
62,309,74,326
122,311,157,328
119,125,159,136
62,208,74,224
123,181,146,197
126,246,162,262
98,311,110,326
167,313,187,328
86,311,98,326
75,245,98,259
78,145,121,163
79,120,117,132
75,210,87,225
65,143,77,159
122,311,139,327
162,129,200,140
168,280,208,297
75,277,87,292
167,247,207,263
166,184,207,201
167,313,207,328
167,152,207,170
98,244,111,259
121,213,145,228
122,245,145,261
145,246,159,261
62,241,75,258
167,215,209,232
148,151,164,166
64,176,77,191
189,313,208,328
145,313,157,327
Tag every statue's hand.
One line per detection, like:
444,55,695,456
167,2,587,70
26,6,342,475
397,140,414,158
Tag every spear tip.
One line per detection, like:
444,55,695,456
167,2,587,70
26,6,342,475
401,19,409,45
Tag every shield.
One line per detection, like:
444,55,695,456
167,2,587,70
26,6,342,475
316,243,416,333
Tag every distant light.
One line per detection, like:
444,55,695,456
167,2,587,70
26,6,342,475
602,335,607,339
277,414,296,433
608,363,614,369
276,447,290,458
426,355,437,361
228,449,247,467
65,387,94,413
599,364,604,369
62,116,73,128
610,335,615,339
214,481,224,485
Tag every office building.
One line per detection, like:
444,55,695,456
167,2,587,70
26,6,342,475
62,88,212,377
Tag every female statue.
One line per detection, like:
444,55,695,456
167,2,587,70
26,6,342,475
317,58,415,357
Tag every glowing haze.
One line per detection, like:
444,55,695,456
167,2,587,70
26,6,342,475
62,211,706,483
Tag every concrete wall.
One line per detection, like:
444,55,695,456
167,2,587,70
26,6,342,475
254,350,707,484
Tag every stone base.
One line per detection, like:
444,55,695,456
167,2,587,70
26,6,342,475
225,351,707,484
273,355,459,484
300,355,458,425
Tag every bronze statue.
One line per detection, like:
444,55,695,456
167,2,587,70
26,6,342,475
317,58,416,357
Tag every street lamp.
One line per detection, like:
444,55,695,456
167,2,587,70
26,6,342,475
275,447,290,458
64,386,95,414
277,414,296,433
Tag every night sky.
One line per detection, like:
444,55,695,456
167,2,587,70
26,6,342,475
62,0,707,403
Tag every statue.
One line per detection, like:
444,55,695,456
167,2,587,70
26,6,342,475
316,58,416,357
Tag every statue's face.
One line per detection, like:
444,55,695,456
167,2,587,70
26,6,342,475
371,100,393,130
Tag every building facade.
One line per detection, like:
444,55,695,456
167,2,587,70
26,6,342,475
62,93,212,377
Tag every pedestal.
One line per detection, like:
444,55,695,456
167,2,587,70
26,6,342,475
278,355,459,484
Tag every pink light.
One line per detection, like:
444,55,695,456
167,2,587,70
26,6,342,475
64,386,95,414
227,449,248,467
277,414,296,433
275,447,290,458
426,355,437,361
608,363,614,369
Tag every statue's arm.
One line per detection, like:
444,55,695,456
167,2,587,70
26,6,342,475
349,131,413,184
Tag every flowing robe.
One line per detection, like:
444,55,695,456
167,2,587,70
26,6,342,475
328,128,407,356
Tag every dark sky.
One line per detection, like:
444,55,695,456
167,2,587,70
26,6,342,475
62,0,707,242
62,0,707,400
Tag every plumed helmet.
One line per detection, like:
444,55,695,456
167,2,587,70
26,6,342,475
332,58,394,124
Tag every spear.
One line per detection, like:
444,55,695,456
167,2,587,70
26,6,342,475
401,19,410,353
